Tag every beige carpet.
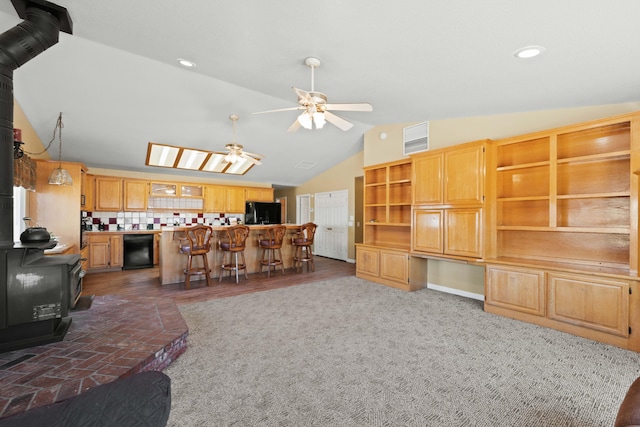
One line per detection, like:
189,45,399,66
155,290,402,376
164,276,640,426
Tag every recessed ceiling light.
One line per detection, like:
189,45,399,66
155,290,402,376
513,45,545,59
177,58,196,68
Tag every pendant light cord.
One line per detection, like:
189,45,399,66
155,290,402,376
23,112,64,157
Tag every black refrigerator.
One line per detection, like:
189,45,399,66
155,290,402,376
245,202,281,225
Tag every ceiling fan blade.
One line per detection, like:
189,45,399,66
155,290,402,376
292,87,310,101
253,106,302,115
324,102,373,112
324,111,354,131
288,119,301,132
240,152,262,165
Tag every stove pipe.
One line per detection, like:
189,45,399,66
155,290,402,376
0,0,72,248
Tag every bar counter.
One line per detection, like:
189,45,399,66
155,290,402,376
159,224,302,285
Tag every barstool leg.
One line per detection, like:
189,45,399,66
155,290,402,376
202,254,212,287
277,247,285,275
185,254,193,289
241,251,248,280
308,246,314,272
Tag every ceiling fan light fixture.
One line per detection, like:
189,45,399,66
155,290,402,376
297,112,313,129
313,111,326,129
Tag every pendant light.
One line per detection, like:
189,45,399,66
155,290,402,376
48,112,73,186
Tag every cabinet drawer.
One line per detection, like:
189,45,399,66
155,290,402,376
547,273,629,337
485,265,545,316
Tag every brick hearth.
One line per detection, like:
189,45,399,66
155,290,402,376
0,295,188,420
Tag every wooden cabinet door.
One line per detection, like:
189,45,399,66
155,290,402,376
124,180,148,211
110,234,123,267
413,153,443,205
88,236,110,269
379,249,409,284
356,245,379,276
412,209,443,253
81,172,95,211
444,208,482,257
205,185,226,212
226,186,245,213
95,176,123,211
485,265,545,316
547,273,629,337
245,187,274,202
444,144,484,205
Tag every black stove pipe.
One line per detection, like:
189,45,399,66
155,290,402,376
0,0,72,248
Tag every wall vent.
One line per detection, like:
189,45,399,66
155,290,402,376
403,122,429,155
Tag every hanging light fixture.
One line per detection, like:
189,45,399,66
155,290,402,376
48,112,73,186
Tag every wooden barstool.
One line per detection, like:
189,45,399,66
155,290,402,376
179,224,213,289
292,222,317,273
258,225,286,277
218,225,250,284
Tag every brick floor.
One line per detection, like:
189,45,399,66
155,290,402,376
0,295,188,420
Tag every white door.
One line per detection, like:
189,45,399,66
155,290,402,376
296,194,311,224
314,190,348,260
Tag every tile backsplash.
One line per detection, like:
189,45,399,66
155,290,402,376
83,211,243,231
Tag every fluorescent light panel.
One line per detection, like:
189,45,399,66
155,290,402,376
146,142,256,175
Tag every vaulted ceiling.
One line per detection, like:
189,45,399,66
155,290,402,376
1,1,639,187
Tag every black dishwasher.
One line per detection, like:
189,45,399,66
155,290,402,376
123,234,154,270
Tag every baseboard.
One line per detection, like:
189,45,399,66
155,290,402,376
346,258,355,264
427,283,484,301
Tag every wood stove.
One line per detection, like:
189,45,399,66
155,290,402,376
0,0,75,353
0,242,82,353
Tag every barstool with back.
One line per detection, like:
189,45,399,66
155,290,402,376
179,224,213,289
258,224,287,277
292,222,317,273
218,225,250,284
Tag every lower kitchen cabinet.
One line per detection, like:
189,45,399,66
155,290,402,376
356,244,427,291
87,234,123,271
485,263,634,349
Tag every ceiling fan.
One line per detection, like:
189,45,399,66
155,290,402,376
254,57,373,132
224,114,263,165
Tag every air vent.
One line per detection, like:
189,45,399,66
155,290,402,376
295,161,317,170
403,122,429,155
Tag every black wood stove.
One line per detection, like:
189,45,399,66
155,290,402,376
0,0,76,353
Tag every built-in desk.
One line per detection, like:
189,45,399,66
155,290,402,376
159,225,302,285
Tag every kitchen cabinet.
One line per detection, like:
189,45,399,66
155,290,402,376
149,182,203,198
87,233,123,270
94,176,123,211
205,185,245,213
80,245,89,271
81,171,94,211
411,139,490,261
124,179,148,211
245,187,274,202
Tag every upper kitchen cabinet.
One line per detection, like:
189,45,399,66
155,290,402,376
94,176,123,211
205,185,245,213
149,182,204,198
124,179,148,211
29,160,86,252
245,187,274,202
81,171,94,211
